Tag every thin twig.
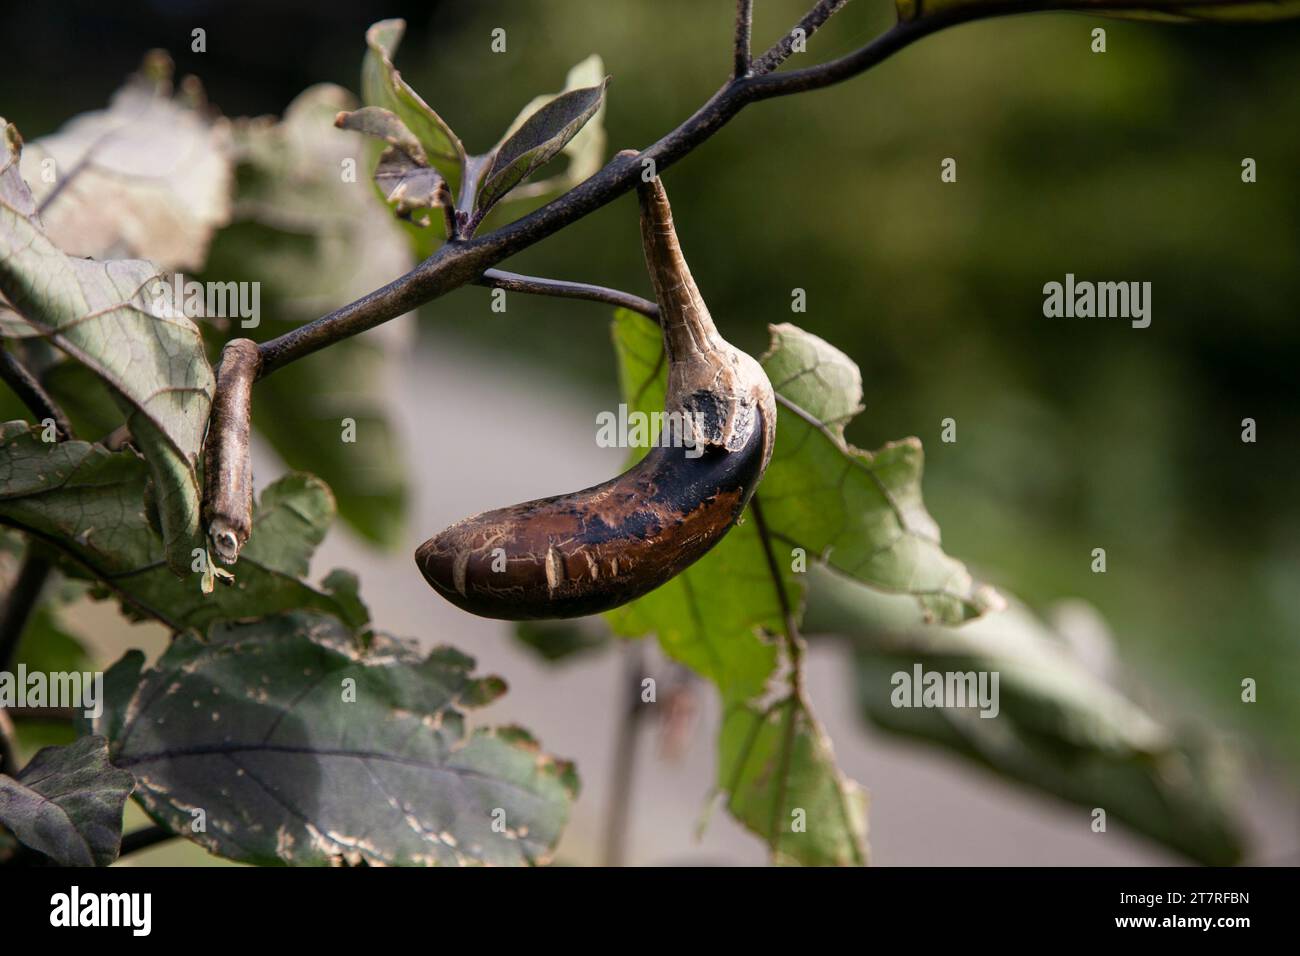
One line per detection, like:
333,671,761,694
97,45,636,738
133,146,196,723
734,0,754,78
0,349,72,440
0,553,51,776
476,269,660,319
118,825,176,858
745,10,982,101
0,554,50,675
253,14,973,378
0,349,74,775
602,640,647,867
753,0,852,75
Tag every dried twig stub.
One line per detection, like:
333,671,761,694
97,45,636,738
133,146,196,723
202,338,261,565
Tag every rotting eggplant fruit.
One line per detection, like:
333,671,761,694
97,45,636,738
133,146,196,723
415,176,775,619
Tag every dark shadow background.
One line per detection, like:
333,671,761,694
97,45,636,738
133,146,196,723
2,0,1297,808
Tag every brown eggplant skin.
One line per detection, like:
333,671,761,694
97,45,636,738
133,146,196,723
415,409,766,620
415,176,776,620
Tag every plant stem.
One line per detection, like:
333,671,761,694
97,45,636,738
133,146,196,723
202,339,261,564
0,349,75,775
0,553,50,776
602,640,647,867
253,13,975,377
118,825,177,858
750,494,804,693
476,269,660,319
0,553,50,674
753,0,852,75
0,350,72,440
735,0,754,78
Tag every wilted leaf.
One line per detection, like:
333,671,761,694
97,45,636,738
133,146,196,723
334,106,427,160
0,736,133,866
336,106,446,224
474,79,608,218
720,697,869,866
17,51,232,272
0,123,214,574
101,611,578,866
760,323,1001,624
210,85,412,545
896,0,1300,21
361,19,465,182
0,422,367,631
804,564,1245,865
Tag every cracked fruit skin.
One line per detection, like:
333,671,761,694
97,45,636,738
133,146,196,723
415,177,775,620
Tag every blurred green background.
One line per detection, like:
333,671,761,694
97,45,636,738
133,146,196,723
1,0,1296,841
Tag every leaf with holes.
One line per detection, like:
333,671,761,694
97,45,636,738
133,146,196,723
759,323,1002,624
99,611,578,866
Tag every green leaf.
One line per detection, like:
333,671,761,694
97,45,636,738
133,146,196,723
896,0,1300,23
361,19,465,182
103,611,578,866
603,312,997,695
604,311,865,866
15,51,233,273
209,85,412,546
493,55,609,204
474,79,609,217
719,697,869,866
0,122,214,575
759,323,1002,625
604,310,782,701
805,564,1245,865
80,650,145,743
0,422,367,631
0,736,133,866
